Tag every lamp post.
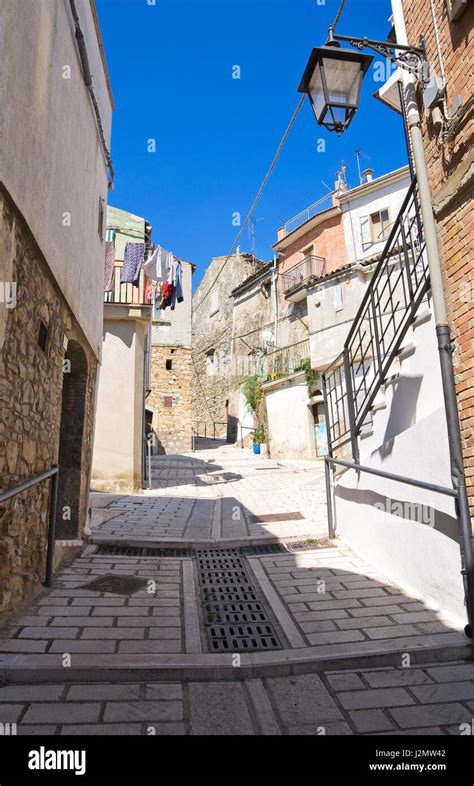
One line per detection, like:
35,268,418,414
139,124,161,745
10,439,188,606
299,9,474,638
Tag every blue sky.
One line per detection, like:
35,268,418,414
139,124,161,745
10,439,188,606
95,0,407,289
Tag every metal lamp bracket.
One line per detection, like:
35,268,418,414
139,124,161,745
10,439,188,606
332,33,430,84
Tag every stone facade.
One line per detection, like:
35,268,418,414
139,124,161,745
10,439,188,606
148,345,193,454
0,187,97,617
192,253,265,441
401,0,474,514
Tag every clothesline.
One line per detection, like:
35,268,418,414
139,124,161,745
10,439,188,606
106,224,153,242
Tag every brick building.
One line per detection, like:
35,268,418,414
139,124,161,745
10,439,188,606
400,0,473,515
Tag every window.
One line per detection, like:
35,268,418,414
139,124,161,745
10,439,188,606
261,280,272,299
333,283,344,312
206,350,216,377
38,321,49,353
210,287,219,315
165,359,173,370
370,208,390,242
98,197,105,241
302,245,314,259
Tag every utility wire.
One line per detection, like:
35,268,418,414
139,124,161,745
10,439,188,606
193,94,306,313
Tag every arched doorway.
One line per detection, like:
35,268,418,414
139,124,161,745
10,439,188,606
56,340,88,539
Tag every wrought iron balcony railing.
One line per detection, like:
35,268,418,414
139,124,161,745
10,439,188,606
322,177,429,459
282,193,334,235
264,338,311,381
281,255,326,294
104,264,150,307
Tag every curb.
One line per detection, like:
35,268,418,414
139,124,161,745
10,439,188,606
1,642,472,684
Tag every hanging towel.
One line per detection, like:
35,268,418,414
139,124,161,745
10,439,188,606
142,245,172,282
121,242,145,286
104,240,116,292
171,260,183,310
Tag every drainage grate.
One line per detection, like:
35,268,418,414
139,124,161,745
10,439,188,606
249,512,304,523
95,545,193,558
80,575,148,595
207,623,281,651
196,549,282,651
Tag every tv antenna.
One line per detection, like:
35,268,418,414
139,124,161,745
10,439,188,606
355,150,371,185
249,216,264,258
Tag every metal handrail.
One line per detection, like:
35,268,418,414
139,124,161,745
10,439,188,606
283,193,333,235
324,455,458,541
0,466,59,587
281,255,326,293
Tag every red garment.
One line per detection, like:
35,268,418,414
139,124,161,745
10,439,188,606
162,281,174,309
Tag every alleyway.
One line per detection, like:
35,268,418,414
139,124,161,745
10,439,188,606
0,443,472,735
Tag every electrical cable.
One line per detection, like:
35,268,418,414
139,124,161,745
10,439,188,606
193,94,306,313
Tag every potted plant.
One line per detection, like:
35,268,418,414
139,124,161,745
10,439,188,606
252,426,266,454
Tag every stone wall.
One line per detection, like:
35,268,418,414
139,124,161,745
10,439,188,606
402,0,474,514
192,254,264,440
0,186,97,617
148,345,193,454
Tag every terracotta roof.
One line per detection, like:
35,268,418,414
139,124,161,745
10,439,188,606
231,262,274,296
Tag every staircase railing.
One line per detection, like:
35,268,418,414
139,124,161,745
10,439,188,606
322,177,430,459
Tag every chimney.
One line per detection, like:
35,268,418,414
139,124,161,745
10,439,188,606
363,168,374,183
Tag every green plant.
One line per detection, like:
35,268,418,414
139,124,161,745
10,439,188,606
252,426,266,444
242,374,263,416
300,356,315,394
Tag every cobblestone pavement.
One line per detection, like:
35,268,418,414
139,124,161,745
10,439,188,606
1,660,473,735
91,442,328,542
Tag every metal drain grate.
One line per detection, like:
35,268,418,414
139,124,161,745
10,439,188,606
196,549,282,651
207,623,281,651
80,575,148,595
249,512,304,523
95,545,193,558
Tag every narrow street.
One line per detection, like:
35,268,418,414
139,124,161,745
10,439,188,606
0,442,472,736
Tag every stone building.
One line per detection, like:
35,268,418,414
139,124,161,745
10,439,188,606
148,258,195,455
91,206,152,491
400,0,474,516
0,1,113,614
191,253,265,441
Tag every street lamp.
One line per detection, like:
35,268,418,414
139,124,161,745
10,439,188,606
298,26,428,135
298,45,373,135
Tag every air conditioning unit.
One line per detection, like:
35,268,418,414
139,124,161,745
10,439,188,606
446,0,469,22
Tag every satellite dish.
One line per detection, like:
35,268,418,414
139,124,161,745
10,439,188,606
262,330,274,344
423,76,445,110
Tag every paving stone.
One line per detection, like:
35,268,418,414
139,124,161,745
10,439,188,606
103,701,182,723
24,703,101,724
18,726,58,735
80,628,145,639
332,589,388,599
390,703,472,729
325,673,366,692
349,605,404,617
361,669,433,688
307,599,362,611
306,630,366,646
0,685,64,702
59,724,143,735
66,684,141,701
18,627,80,638
49,640,116,654
189,682,254,735
118,640,181,654
116,617,180,628
145,684,183,701
299,620,337,634
50,617,114,627
267,675,342,726
364,624,419,639
338,687,414,711
147,628,182,639
391,611,438,624
426,664,474,682
0,640,48,653
287,722,353,735
293,609,349,622
350,709,394,733
410,681,474,704
336,616,392,630
0,704,24,723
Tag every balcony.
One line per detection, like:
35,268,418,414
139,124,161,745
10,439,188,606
278,193,334,238
104,264,150,307
263,338,311,382
281,255,326,301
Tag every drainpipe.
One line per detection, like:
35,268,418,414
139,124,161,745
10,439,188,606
272,254,279,348
392,0,474,637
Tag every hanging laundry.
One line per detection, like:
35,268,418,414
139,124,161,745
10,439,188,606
142,245,172,282
104,239,116,292
121,242,145,286
170,260,184,310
